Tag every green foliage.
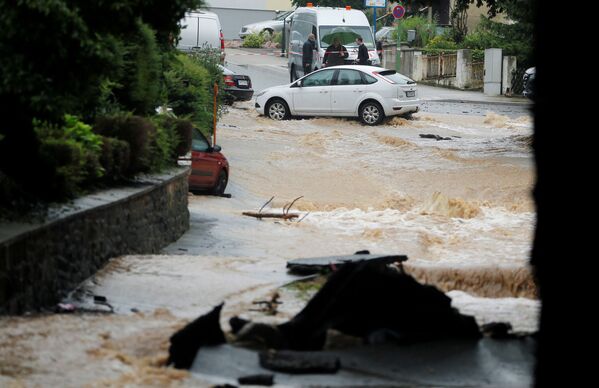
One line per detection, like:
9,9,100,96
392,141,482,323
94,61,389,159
164,52,224,134
99,136,131,182
93,114,156,174
392,16,437,47
0,0,206,205
153,116,193,157
425,35,459,50
113,21,163,116
34,116,105,198
460,15,533,66
272,32,283,45
242,33,265,48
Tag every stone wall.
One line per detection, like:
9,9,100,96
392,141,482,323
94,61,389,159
0,168,190,314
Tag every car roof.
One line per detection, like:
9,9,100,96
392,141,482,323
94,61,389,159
316,65,387,73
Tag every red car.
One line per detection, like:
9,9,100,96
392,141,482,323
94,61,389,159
181,128,229,195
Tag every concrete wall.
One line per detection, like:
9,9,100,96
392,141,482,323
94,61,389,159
0,168,190,314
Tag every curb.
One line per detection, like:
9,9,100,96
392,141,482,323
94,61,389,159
422,98,532,107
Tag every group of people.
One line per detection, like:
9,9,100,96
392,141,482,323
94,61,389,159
302,34,370,75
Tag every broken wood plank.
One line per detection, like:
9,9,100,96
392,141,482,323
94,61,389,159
242,212,299,220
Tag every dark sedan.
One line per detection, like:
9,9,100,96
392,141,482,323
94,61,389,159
219,65,253,104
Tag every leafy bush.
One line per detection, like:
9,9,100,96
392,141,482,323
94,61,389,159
99,136,131,182
112,21,163,116
242,33,265,48
392,16,437,47
272,32,283,45
425,35,458,50
164,53,214,133
153,115,193,157
34,116,104,198
459,16,533,67
94,115,156,175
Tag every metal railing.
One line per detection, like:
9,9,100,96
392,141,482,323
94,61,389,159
423,52,457,79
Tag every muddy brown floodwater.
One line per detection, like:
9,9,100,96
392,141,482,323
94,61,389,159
0,102,538,386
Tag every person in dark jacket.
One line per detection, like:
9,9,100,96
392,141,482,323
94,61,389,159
302,33,316,75
323,37,348,67
355,36,370,65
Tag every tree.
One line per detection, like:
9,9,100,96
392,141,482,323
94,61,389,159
0,0,203,203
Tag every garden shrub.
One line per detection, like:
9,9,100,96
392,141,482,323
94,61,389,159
164,54,212,133
99,136,131,182
34,115,104,198
94,114,156,174
242,33,264,48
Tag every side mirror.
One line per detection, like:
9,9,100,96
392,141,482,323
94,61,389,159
211,145,222,152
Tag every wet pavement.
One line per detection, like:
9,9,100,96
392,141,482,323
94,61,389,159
1,49,539,387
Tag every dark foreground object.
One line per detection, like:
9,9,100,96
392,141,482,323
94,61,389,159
276,260,480,350
167,303,226,369
237,373,274,386
286,253,407,275
259,350,340,374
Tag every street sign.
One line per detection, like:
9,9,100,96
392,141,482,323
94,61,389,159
364,0,387,8
393,5,406,19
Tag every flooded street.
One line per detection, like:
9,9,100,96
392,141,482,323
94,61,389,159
1,93,538,385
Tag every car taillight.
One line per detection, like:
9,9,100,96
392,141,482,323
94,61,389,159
224,75,235,86
220,30,225,50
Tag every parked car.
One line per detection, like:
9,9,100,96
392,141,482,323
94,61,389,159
523,66,535,100
255,65,419,126
178,10,225,63
219,65,253,104
239,10,294,38
179,127,229,195
375,26,395,43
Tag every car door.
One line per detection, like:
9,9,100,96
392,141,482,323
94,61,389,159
292,69,335,115
189,129,219,189
331,69,367,114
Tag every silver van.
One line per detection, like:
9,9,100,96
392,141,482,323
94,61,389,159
178,10,225,62
288,6,380,82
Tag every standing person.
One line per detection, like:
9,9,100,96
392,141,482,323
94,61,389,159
355,36,370,65
323,37,348,67
302,33,316,75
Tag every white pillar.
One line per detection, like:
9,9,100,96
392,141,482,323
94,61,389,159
456,49,472,89
484,48,502,96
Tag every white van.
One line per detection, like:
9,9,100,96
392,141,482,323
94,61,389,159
288,6,380,82
178,10,225,62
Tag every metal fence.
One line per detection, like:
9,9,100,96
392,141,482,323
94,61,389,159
423,52,457,79
510,66,527,95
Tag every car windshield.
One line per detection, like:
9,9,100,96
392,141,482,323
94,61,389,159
377,70,416,85
320,26,375,49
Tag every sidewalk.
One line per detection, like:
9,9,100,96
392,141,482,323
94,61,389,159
418,84,531,106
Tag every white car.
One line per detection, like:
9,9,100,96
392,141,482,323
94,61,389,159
255,65,419,126
239,10,294,38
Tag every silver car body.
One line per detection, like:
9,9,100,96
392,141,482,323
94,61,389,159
255,65,418,122
239,10,294,38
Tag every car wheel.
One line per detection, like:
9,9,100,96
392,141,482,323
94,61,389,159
266,98,290,120
359,101,384,126
211,170,228,196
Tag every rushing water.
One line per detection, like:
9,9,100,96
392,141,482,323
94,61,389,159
0,102,538,386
